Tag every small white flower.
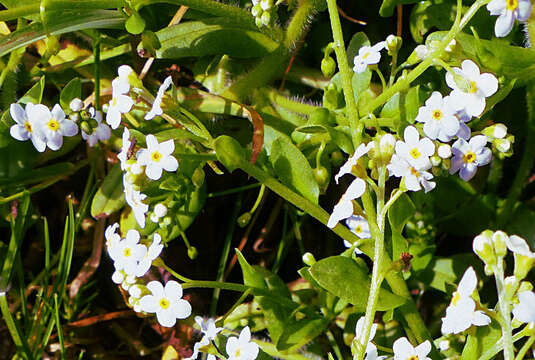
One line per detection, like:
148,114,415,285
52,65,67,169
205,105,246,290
150,203,168,223
145,76,173,120
105,222,121,254
487,0,531,37
106,78,134,129
438,144,452,159
387,154,436,193
81,108,111,147
343,215,370,255
395,126,435,169
393,337,431,360
414,45,429,60
124,181,149,228
513,291,535,323
136,135,179,180
415,92,460,142
135,233,164,277
335,143,372,184
226,326,259,360
31,104,78,151
450,135,492,181
328,178,366,228
110,230,147,276
441,267,490,334
9,103,47,152
445,60,498,118
139,280,192,327
196,316,223,340
353,41,386,74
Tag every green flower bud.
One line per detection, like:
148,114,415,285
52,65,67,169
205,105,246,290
321,57,336,78
473,230,497,267
504,276,518,300
430,155,441,167
80,121,92,135
302,252,316,266
514,252,535,280
314,166,329,189
251,3,262,17
255,16,263,27
162,216,172,227
484,263,494,276
379,133,396,164
518,281,533,293
187,246,198,260
260,11,271,26
492,230,508,258
237,212,252,228
45,35,61,56
495,138,511,153
482,123,508,139
386,34,402,55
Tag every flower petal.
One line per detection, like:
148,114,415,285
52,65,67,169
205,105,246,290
165,281,183,300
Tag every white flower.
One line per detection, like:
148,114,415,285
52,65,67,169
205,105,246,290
415,92,460,142
450,135,492,181
506,234,533,255
226,326,259,360
343,216,370,255
145,76,173,120
387,154,436,193
150,203,168,223
393,337,431,360
124,181,149,228
106,77,134,129
9,103,47,152
354,317,386,360
513,291,535,323
441,267,491,334
353,41,386,74
395,126,435,169
196,316,223,340
117,127,133,171
136,135,179,180
438,144,452,159
438,340,450,351
335,143,372,184
110,230,147,276
487,0,531,37
31,104,78,151
445,60,498,118
139,280,192,327
328,178,366,228
105,222,121,254
135,233,164,277
69,98,84,112
81,108,111,147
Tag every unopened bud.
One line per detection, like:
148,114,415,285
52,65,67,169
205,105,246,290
504,276,518,299
260,11,271,26
237,212,252,228
493,230,508,258
187,246,198,260
260,0,272,10
518,281,533,293
484,263,494,276
386,34,402,55
80,121,92,135
302,252,316,266
415,45,428,60
483,123,507,139
495,138,511,153
438,144,452,159
430,155,441,167
162,216,172,226
321,57,336,78
251,3,262,17
379,133,396,163
70,98,84,112
514,252,535,280
473,230,497,267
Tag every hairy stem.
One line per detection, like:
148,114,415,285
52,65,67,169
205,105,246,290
494,260,515,360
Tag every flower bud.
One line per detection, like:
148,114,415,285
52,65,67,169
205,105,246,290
430,155,441,167
260,0,272,10
518,281,534,293
251,3,262,17
379,133,396,164
162,216,172,227
415,45,428,60
473,230,497,267
492,230,508,258
495,138,511,153
504,276,518,299
302,252,316,266
255,16,263,27
514,252,535,280
314,166,329,189
237,212,252,228
80,121,92,135
321,57,336,78
441,158,451,171
484,263,494,276
386,34,402,55
70,98,84,112
438,144,452,159
260,10,271,26
187,246,198,260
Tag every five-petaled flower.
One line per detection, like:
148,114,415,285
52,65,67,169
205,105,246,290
32,104,78,151
450,135,492,181
9,102,46,152
415,91,460,142
109,229,147,276
226,326,259,360
392,337,432,360
137,135,179,180
395,126,435,169
353,41,386,74
139,280,192,327
387,154,436,193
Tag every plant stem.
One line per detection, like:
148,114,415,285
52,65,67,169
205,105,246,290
93,33,101,110
516,334,535,360
494,260,515,360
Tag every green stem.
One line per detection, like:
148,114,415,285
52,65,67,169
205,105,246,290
481,326,530,360
0,294,33,359
264,88,319,115
494,260,514,360
516,334,535,360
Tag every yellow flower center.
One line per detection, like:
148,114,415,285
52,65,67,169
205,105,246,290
463,151,476,163
409,148,421,159
123,248,131,258
506,0,518,10
354,225,362,234
468,80,478,94
451,291,461,306
409,167,420,176
47,118,60,131
234,348,242,358
151,151,163,162
432,109,443,120
407,356,419,360
362,51,370,60
159,298,170,309
24,121,32,133
112,97,118,107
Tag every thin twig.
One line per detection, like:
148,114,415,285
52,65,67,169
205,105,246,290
337,5,366,25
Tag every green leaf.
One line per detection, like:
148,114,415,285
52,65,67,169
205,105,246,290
125,11,146,35
380,86,421,133
409,0,456,43
379,0,420,17
270,136,319,204
214,135,247,173
352,70,372,105
420,254,482,292
277,317,330,351
143,18,278,59
388,193,415,232
0,10,124,57
310,256,406,311
90,164,125,219
19,76,45,104
236,249,266,289
462,319,501,360
59,78,81,111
